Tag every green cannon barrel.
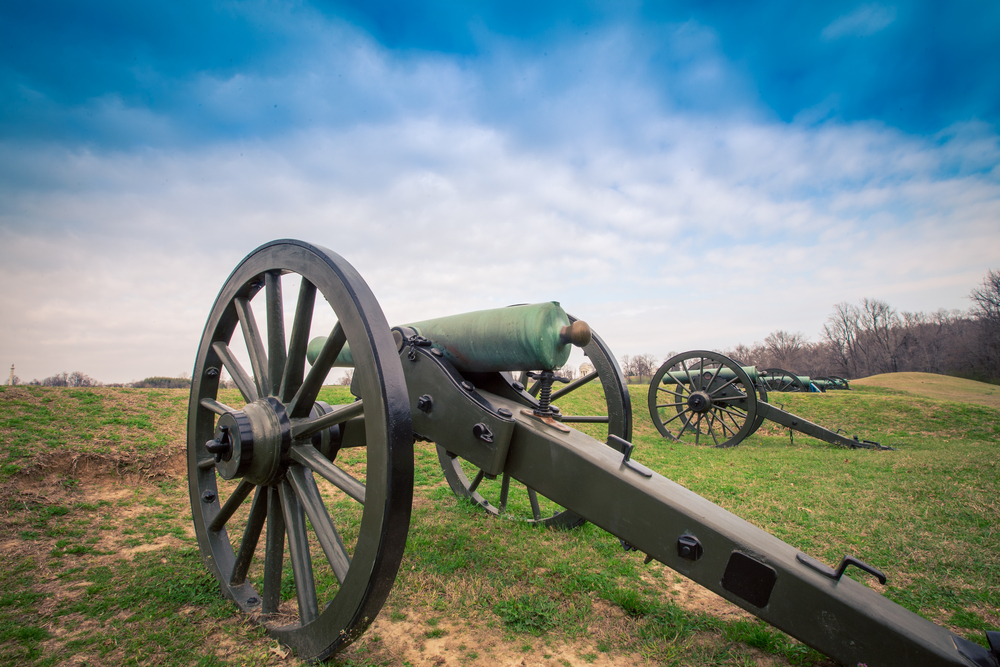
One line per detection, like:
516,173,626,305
659,366,760,385
307,302,589,373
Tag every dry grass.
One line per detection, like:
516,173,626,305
853,372,1000,408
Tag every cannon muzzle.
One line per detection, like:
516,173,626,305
307,301,590,373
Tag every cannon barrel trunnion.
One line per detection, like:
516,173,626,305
188,240,998,666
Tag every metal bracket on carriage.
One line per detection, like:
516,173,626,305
608,434,653,477
398,330,433,361
796,552,887,585
520,370,572,433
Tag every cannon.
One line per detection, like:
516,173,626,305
647,351,889,450
758,367,812,392
188,241,998,665
758,370,851,393
814,375,851,391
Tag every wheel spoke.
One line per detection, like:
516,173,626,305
712,392,750,404
212,342,259,403
656,385,687,399
263,485,285,614
279,480,320,625
468,469,485,493
706,413,720,446
235,296,271,399
289,322,346,419
291,400,364,441
661,408,692,426
209,479,255,533
527,488,542,521
498,474,510,512
682,361,696,391
281,278,316,403
265,272,287,398
549,370,598,401
199,397,236,416
561,415,609,423
231,485,268,586
707,377,739,396
287,465,351,585
714,405,750,420
290,444,366,504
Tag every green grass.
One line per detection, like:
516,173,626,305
0,381,996,666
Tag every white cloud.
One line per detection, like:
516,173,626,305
2,106,998,383
1,19,998,382
822,5,898,40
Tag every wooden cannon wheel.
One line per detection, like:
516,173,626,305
647,350,759,448
436,316,632,528
187,240,413,661
758,368,807,392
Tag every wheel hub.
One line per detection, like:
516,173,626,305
210,397,290,485
687,390,712,413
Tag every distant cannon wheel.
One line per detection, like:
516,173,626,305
647,350,758,448
187,240,413,661
827,376,850,390
759,368,806,392
437,317,631,528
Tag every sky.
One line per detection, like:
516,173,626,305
1,1,999,384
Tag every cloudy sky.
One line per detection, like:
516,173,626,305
2,1,999,384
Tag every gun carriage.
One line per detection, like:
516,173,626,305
188,240,998,666
758,370,851,393
647,351,888,450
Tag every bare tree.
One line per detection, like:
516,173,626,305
763,330,808,369
67,371,101,387
823,302,862,377
619,355,634,383
969,269,1000,381
338,370,354,386
632,354,658,384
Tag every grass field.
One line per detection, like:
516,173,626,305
0,373,997,666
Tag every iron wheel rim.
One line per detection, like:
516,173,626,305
187,240,413,661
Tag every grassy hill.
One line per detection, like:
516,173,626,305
0,381,997,666
852,371,1000,409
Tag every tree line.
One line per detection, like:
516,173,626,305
9,372,192,389
617,269,1000,385
8,271,997,388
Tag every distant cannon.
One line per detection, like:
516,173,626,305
188,241,995,666
757,369,851,393
647,351,888,450
813,375,851,391
757,367,810,392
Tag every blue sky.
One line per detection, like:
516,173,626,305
2,1,999,383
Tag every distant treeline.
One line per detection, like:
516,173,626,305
614,270,1000,386
9,272,998,389
720,270,1000,384
11,372,192,389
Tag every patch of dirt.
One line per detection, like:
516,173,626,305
365,609,648,667
650,568,755,622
